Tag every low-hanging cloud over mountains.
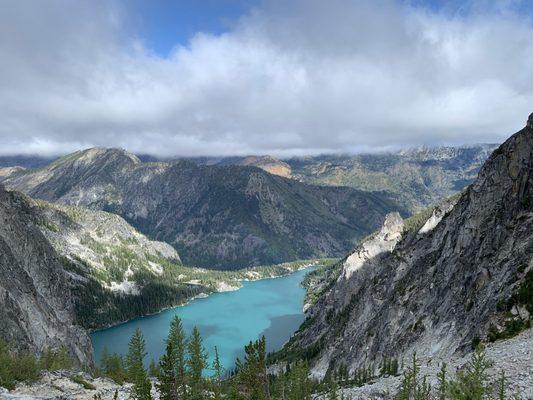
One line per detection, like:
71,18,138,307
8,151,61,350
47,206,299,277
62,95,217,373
1,0,532,156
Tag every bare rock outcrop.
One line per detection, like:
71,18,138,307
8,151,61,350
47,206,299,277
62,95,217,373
285,114,532,379
0,186,93,366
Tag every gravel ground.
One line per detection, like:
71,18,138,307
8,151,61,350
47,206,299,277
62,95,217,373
314,328,533,400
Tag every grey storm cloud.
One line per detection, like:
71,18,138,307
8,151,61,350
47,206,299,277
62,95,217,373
0,0,532,156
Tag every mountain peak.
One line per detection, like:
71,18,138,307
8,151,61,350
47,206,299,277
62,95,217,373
49,147,140,170
77,147,140,164
239,155,292,178
528,112,533,129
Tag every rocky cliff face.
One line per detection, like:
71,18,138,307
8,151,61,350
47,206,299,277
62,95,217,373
0,191,319,331
0,149,403,269
23,198,202,331
283,115,532,378
0,186,93,366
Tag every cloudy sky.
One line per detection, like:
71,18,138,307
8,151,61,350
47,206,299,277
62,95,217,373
1,0,532,157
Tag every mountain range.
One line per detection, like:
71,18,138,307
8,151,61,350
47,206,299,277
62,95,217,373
0,114,531,398
189,144,497,213
0,149,403,269
0,144,497,218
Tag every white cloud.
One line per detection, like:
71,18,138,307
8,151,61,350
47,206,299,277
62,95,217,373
0,0,532,156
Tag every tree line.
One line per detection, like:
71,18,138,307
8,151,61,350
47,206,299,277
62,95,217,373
99,316,327,400
0,316,521,399
100,319,521,400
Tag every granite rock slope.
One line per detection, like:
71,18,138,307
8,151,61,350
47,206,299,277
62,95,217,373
284,114,532,378
0,186,93,366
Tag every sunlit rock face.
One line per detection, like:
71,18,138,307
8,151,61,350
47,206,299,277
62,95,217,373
341,212,404,280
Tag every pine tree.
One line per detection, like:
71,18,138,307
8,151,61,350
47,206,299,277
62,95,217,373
391,358,399,376
148,359,160,377
447,346,491,400
101,347,126,384
397,352,431,400
168,316,187,397
229,378,243,400
436,363,447,400
236,336,270,400
157,341,178,400
101,346,110,372
187,326,208,400
126,328,152,400
328,378,339,400
286,361,312,400
496,371,506,400
212,346,223,400
256,336,270,399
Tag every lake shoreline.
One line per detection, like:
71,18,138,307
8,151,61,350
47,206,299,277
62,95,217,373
89,261,320,334
91,267,316,370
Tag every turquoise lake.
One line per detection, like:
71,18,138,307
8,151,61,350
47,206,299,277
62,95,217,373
91,268,310,372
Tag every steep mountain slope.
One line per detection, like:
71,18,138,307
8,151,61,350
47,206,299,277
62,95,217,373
0,186,93,365
286,144,497,212
35,200,181,291
29,198,319,329
278,115,532,378
1,149,403,269
0,188,319,333
237,155,292,178
32,200,205,330
185,145,496,213
190,155,292,178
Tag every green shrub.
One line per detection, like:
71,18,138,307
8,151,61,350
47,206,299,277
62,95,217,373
71,374,96,390
39,347,73,371
397,353,431,400
447,346,491,400
0,340,40,390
